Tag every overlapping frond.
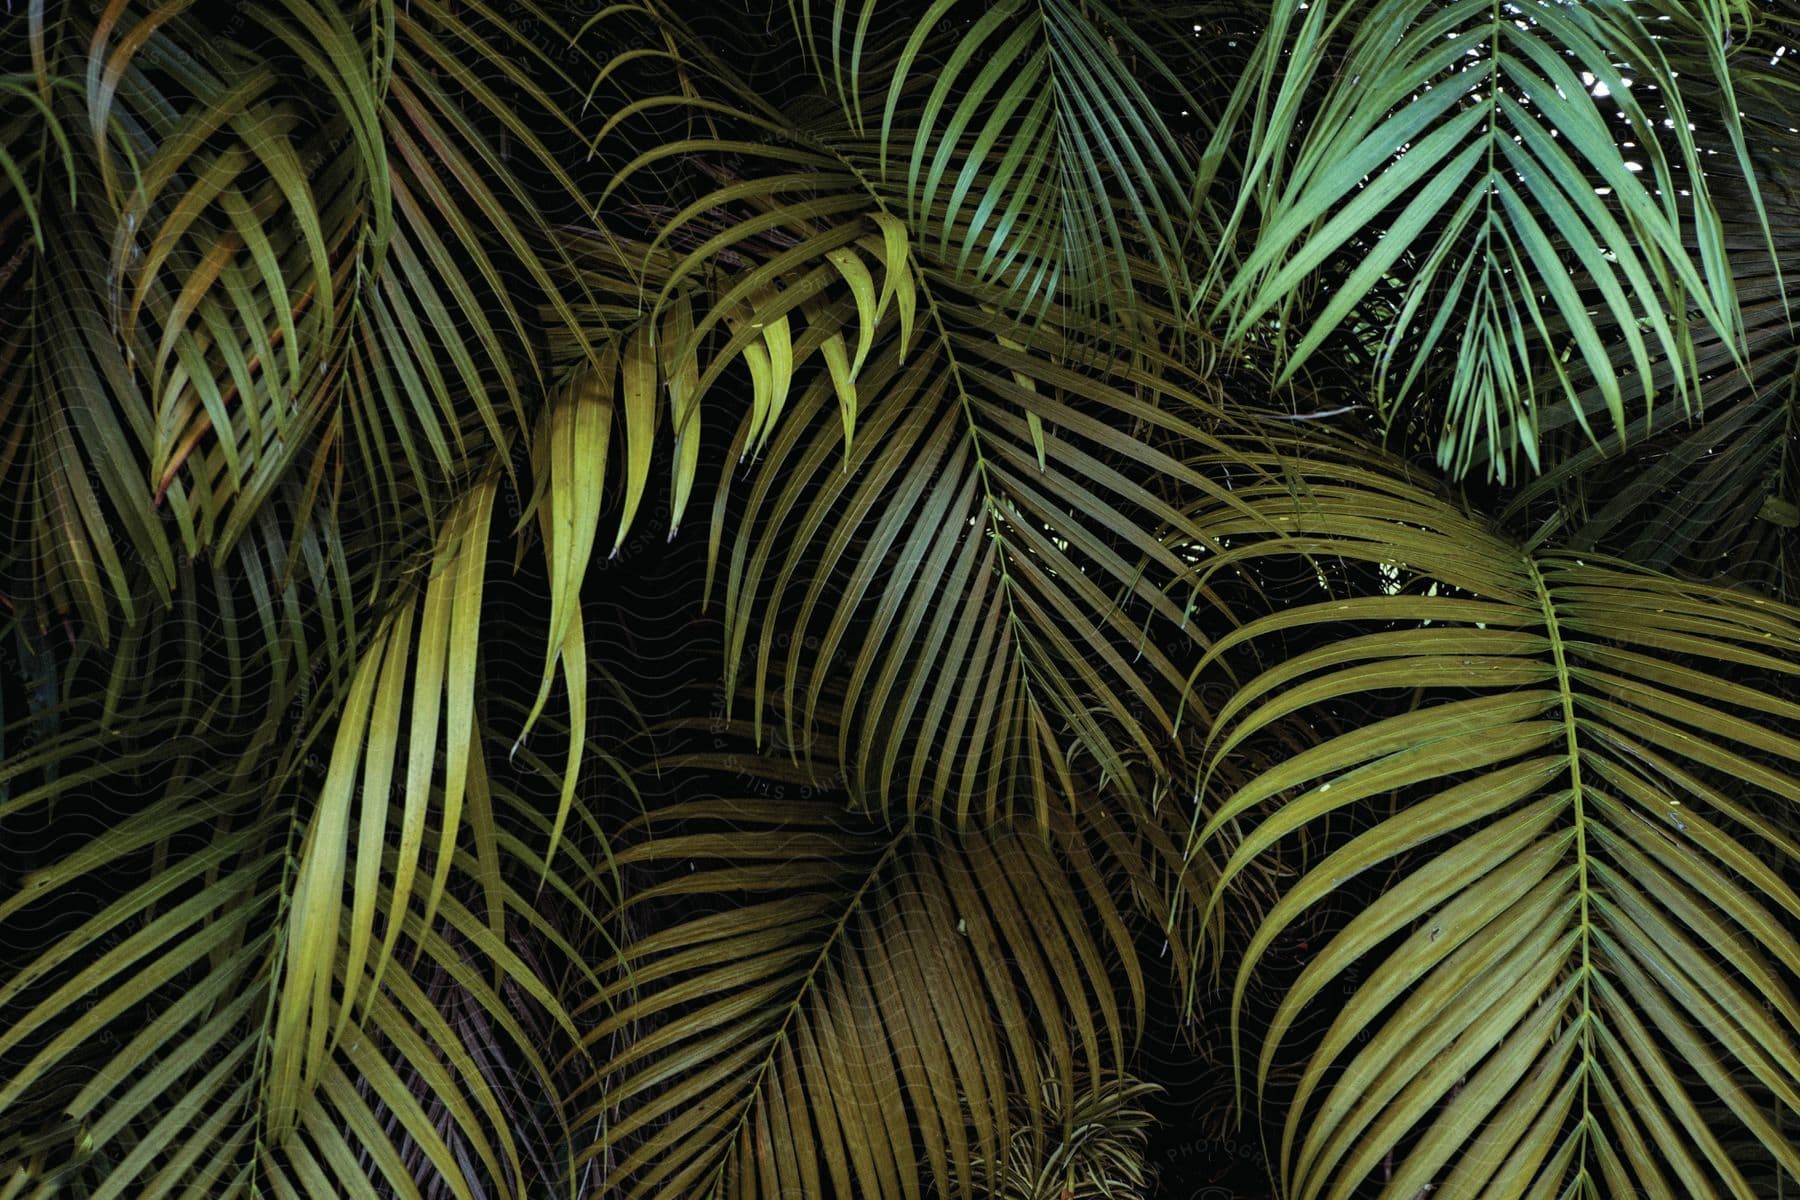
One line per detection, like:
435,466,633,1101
574,710,1210,1200
1511,92,1800,600
1182,432,1800,1199
1,0,608,658
589,0,1198,341
793,0,1198,323
1204,0,1766,481
0,447,643,1196
5,3,1799,1198
571,40,1243,821
268,479,499,1140
0,645,609,1198
709,281,1256,824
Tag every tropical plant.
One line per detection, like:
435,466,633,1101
1,1,1797,1198
965,1058,1161,1200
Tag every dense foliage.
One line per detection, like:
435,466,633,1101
2,1,1798,1197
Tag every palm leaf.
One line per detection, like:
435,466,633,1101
588,0,1198,335
802,0,1198,323
574,709,1211,1200
2,0,611,657
0,459,633,1197
1202,0,1764,481
1507,89,1800,601
1183,430,1800,1199
0,671,606,1198
710,281,1256,824
568,65,1246,821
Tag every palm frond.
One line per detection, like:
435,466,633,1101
710,284,1254,824
574,709,1207,1200
0,460,639,1198
567,80,1241,822
1202,0,1765,481
0,664,609,1198
589,0,1198,335
1184,430,1800,1199
9,5,1800,1199
2,0,610,655
797,0,1198,324
1508,78,1800,600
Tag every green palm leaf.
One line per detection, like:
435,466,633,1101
1185,431,1800,1199
573,37,1243,821
711,281,1251,824
0,676,604,1197
1204,0,1764,481
2,0,610,657
1509,98,1800,600
576,709,1209,1200
9,5,1800,1198
813,0,1197,323
591,0,1198,333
